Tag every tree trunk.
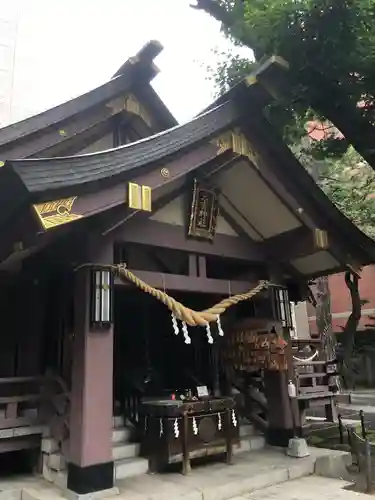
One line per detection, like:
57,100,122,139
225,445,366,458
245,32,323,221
341,271,361,389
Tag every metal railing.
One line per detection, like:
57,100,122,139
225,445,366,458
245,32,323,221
337,410,375,494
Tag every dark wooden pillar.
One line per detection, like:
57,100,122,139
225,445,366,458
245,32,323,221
67,264,115,495
264,369,298,446
264,334,301,447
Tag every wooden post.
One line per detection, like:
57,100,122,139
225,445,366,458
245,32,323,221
225,408,233,465
325,398,337,423
67,267,115,495
338,414,343,444
264,369,297,446
360,410,367,439
181,414,191,475
365,439,373,493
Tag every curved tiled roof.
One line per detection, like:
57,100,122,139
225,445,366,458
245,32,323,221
0,41,164,149
5,100,237,196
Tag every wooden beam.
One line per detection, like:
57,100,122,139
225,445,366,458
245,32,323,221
35,143,229,230
112,219,265,262
98,149,238,236
262,227,321,262
115,269,257,295
189,254,198,277
198,256,207,278
241,112,370,267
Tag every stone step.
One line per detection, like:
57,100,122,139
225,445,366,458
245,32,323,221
114,456,149,481
44,469,67,491
113,415,125,429
112,442,140,461
240,423,255,438
0,425,46,440
235,434,265,454
112,426,132,443
45,452,66,472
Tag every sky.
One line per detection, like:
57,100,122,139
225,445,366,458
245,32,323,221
0,0,252,126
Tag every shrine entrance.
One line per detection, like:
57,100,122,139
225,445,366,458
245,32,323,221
113,287,226,413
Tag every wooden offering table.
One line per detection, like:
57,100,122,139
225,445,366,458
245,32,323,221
141,397,239,474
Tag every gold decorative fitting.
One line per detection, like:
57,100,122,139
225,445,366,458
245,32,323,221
127,182,152,212
215,129,259,166
128,182,142,210
33,196,82,230
141,186,152,212
245,75,257,87
160,167,170,178
314,228,329,250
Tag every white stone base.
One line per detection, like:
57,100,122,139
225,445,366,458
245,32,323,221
286,438,310,458
64,487,119,500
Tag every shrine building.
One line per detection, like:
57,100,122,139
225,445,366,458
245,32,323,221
0,41,373,497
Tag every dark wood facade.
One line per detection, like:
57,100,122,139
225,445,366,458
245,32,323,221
0,41,374,494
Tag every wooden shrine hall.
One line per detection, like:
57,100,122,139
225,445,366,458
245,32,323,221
0,40,374,497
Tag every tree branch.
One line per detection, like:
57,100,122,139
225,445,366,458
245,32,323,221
190,0,261,54
191,0,234,25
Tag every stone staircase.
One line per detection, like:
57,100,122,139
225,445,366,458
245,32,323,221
41,415,265,489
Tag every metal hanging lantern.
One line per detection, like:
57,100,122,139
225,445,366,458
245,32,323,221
90,267,113,329
272,286,293,329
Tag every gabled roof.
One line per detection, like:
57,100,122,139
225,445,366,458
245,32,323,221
0,40,177,160
4,101,235,199
0,48,374,281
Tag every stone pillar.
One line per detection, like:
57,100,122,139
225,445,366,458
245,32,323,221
67,267,115,496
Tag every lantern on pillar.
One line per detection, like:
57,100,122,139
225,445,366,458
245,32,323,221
90,267,113,329
271,286,293,329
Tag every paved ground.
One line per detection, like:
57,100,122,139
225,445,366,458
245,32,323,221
19,447,352,500
231,476,371,500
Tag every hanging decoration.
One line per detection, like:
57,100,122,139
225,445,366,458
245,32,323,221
159,418,164,437
205,323,214,344
173,418,180,439
192,417,198,436
231,410,237,428
223,323,288,372
171,313,179,335
217,413,222,431
181,321,191,344
112,263,270,327
187,179,219,241
217,316,224,336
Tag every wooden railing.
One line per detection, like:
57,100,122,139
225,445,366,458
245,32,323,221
294,359,338,397
0,375,70,454
45,374,70,452
123,386,143,429
294,359,339,423
0,376,45,431
232,371,268,432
